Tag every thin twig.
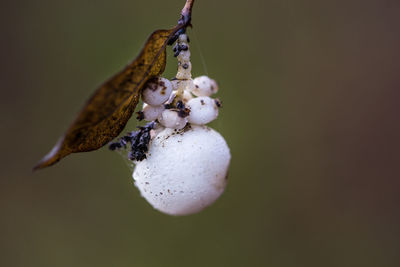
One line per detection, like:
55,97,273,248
180,0,195,26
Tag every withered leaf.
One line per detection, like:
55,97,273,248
34,29,176,170
34,0,195,171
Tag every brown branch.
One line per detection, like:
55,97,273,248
180,0,195,27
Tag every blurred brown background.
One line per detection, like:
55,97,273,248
1,0,400,266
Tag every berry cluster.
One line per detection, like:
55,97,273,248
110,31,231,216
109,34,223,164
138,34,221,132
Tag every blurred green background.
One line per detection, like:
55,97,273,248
1,0,400,266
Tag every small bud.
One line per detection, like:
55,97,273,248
177,50,191,62
178,34,188,43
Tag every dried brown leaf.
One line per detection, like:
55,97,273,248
34,29,175,170
34,0,195,170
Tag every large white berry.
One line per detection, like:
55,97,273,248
142,77,173,106
158,109,188,130
192,76,218,96
142,104,164,121
187,96,218,125
133,125,231,215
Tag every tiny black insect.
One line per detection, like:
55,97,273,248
176,100,185,109
164,103,173,109
215,98,222,108
136,111,144,121
177,108,190,118
174,100,190,118
172,42,189,57
109,122,156,162
109,142,122,151
179,44,188,51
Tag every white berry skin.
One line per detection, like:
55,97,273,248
158,109,188,130
192,76,219,96
133,125,231,216
142,104,165,121
187,96,219,125
142,77,173,106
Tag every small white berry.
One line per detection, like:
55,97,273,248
133,125,231,216
187,96,218,125
177,50,191,62
142,77,173,106
193,76,219,97
158,109,188,130
178,34,188,42
142,104,164,122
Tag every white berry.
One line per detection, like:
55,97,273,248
187,96,218,125
179,34,188,42
133,125,231,216
158,109,187,130
142,77,173,106
142,104,164,121
193,76,218,96
178,50,191,62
